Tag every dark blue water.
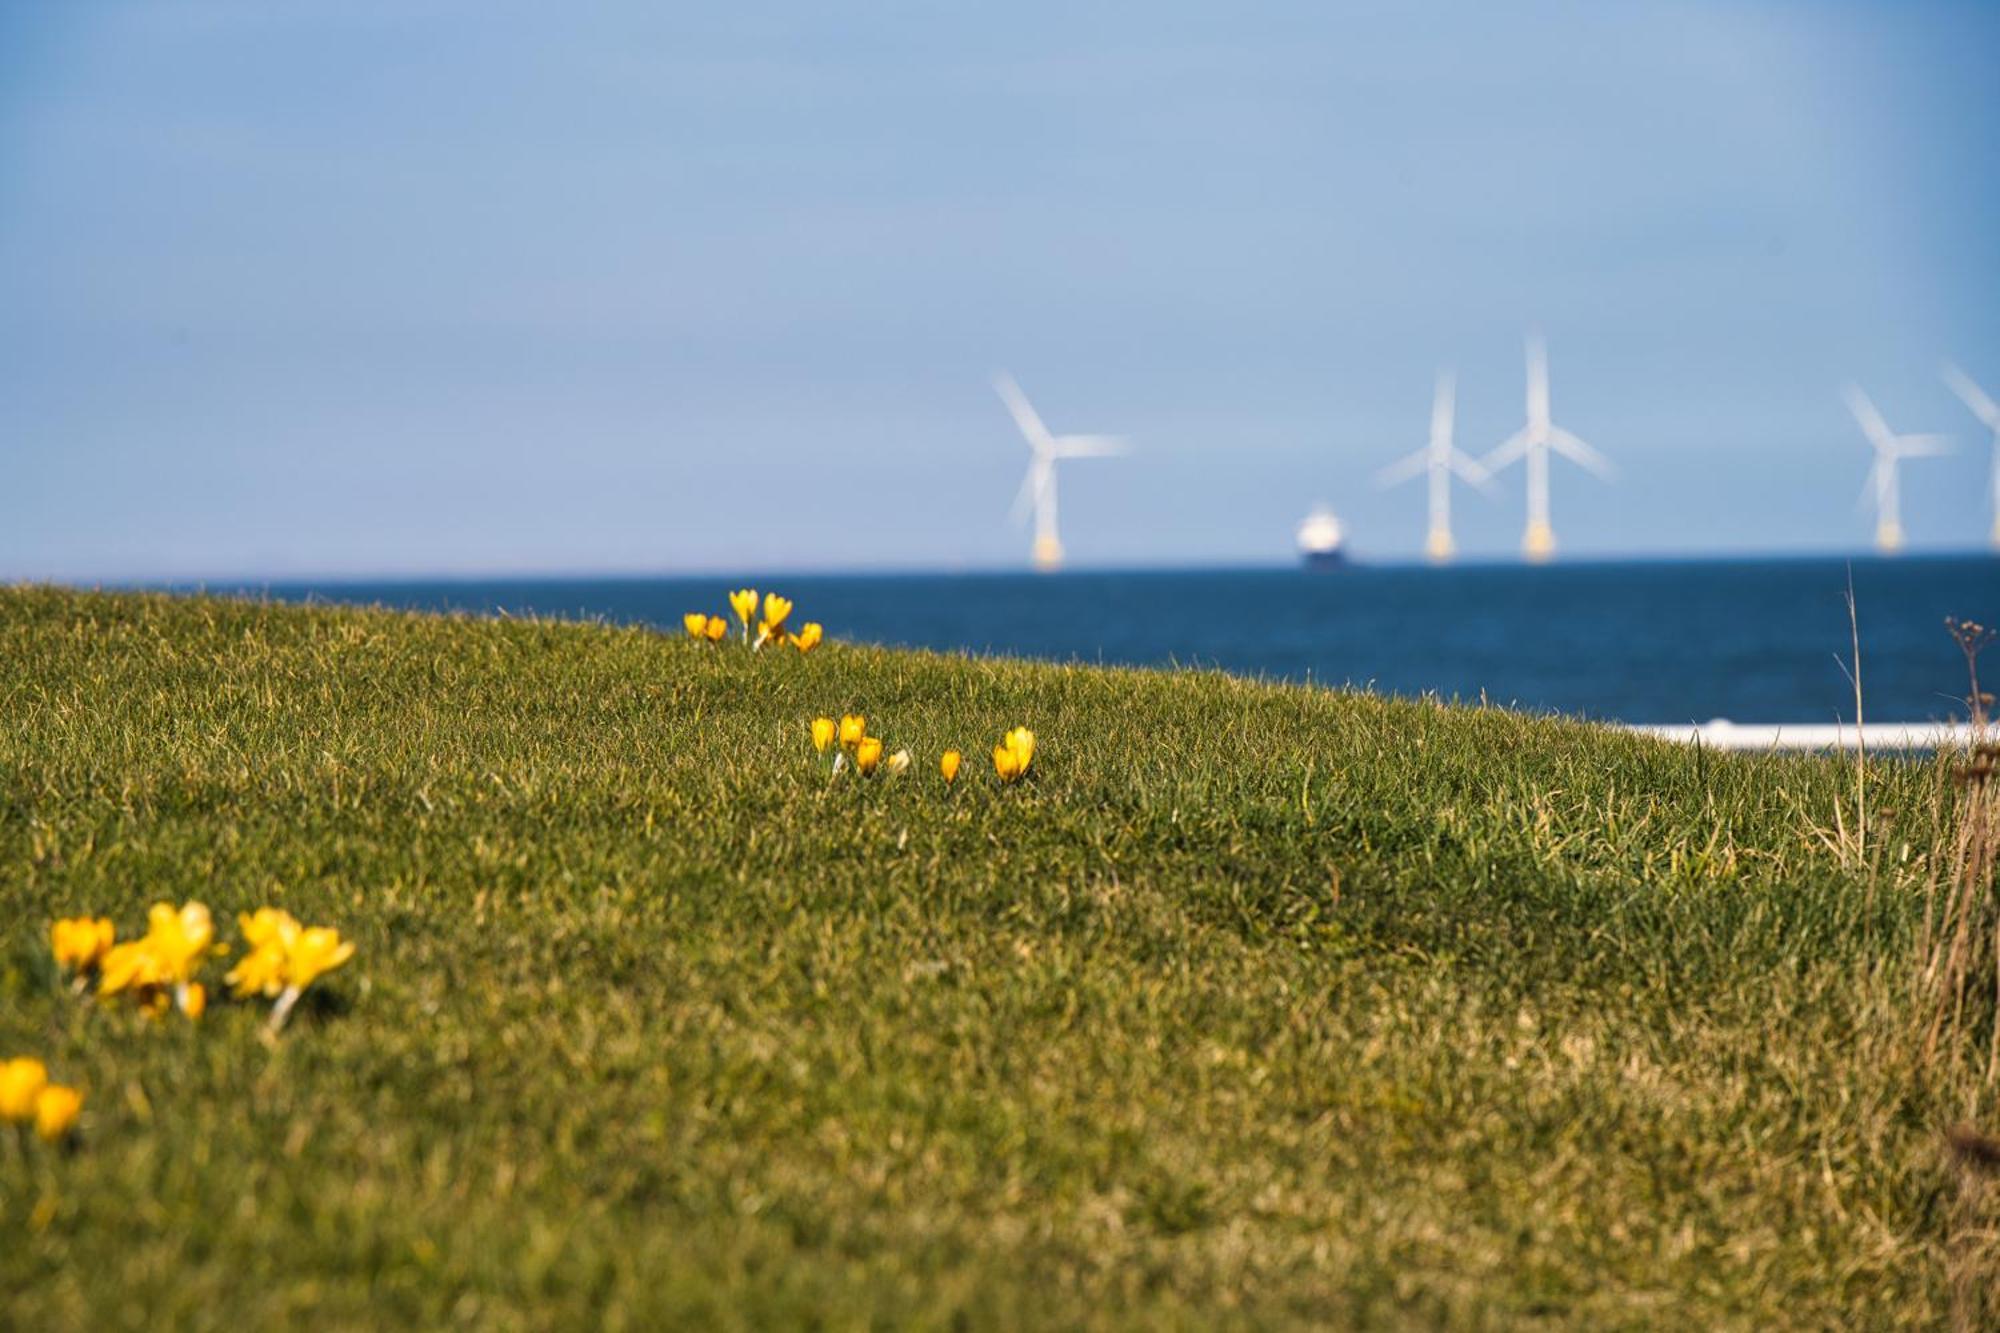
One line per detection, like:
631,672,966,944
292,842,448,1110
199,556,1998,725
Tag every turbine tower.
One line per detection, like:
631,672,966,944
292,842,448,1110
1480,333,1612,563
1942,363,2000,549
1374,370,1491,562
1843,386,1949,555
993,372,1128,572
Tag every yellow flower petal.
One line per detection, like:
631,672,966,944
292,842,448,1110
33,1084,82,1143
133,901,215,985
51,916,116,971
855,736,883,775
729,589,759,626
287,927,356,992
225,943,289,1000
940,750,961,783
811,717,836,753
682,612,708,638
98,939,165,996
793,622,823,653
838,715,866,748
0,1057,49,1121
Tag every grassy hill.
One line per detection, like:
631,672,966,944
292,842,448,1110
1,585,1992,1328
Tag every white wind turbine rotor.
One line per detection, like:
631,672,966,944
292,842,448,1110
1374,369,1492,562
1479,332,1612,563
1843,385,1949,555
1943,363,2000,548
992,372,1129,572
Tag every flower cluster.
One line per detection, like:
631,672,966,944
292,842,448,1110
685,589,822,654
94,902,217,1020
52,902,355,1032
681,613,727,643
1,1056,82,1144
812,713,912,778
808,718,1034,786
226,909,358,1031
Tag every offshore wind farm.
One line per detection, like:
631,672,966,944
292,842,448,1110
991,334,2000,573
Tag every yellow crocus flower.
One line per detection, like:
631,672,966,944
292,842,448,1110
287,927,356,991
50,916,115,972
141,902,215,984
240,906,302,951
226,942,290,999
682,612,708,638
992,726,1035,783
940,750,962,783
792,622,823,653
729,588,759,629
98,939,167,996
855,736,883,775
754,595,794,649
811,717,836,753
230,911,356,1031
227,908,301,999
838,714,866,748
0,1057,48,1121
703,615,729,643
178,982,207,1020
33,1084,82,1143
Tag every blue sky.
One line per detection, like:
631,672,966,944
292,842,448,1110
1,0,1996,577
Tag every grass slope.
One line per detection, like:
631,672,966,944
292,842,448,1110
0,586,1980,1328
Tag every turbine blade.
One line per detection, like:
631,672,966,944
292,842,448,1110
1481,428,1531,471
992,372,1054,453
1891,433,1951,459
1052,434,1129,458
1842,385,1894,451
1549,427,1615,480
1374,448,1431,488
1430,369,1456,451
1526,332,1549,426
1857,459,1883,512
1943,363,2000,428
1446,449,1495,491
1008,465,1037,526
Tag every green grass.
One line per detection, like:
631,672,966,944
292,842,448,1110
0,585,1988,1328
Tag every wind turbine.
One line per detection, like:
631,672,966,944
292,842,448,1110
1942,363,2000,549
1374,369,1491,562
1480,333,1612,562
1843,386,1949,555
993,372,1128,572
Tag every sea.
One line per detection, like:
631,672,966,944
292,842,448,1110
199,555,1998,726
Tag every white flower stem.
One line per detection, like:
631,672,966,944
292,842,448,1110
268,985,303,1034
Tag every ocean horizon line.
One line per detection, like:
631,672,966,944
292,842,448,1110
45,545,1997,591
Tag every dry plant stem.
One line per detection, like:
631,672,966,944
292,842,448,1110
1917,620,2000,1077
1847,573,1867,870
